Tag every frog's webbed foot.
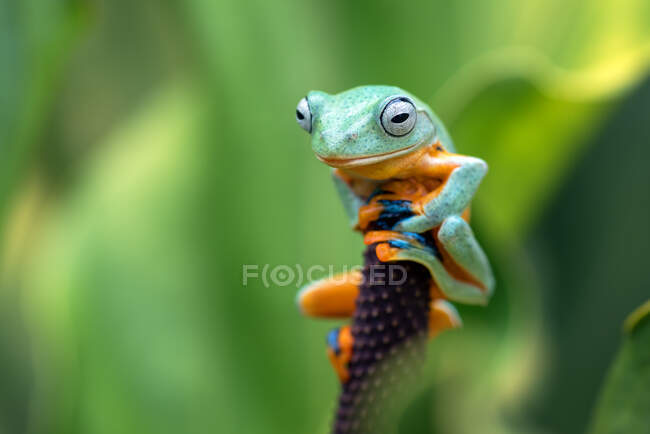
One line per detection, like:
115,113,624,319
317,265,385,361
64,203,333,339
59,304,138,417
370,229,490,306
296,271,361,318
327,326,354,383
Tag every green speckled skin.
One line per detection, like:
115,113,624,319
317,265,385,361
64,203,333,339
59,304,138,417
297,85,495,302
307,86,455,159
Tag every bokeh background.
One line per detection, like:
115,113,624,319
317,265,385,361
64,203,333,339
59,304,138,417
1,1,649,433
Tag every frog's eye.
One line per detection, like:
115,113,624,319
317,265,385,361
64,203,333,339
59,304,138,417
296,97,312,133
380,96,417,137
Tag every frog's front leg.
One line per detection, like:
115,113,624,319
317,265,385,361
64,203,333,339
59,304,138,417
394,152,487,233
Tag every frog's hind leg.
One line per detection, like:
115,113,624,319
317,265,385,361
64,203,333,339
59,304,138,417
374,237,488,306
437,215,495,298
327,326,354,383
296,271,361,318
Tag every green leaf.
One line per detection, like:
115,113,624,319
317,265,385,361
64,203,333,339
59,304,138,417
589,301,650,434
0,0,86,235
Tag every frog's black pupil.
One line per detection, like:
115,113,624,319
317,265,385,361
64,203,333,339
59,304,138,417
296,110,305,120
391,113,409,123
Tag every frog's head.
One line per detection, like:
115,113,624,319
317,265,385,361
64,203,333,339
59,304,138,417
295,85,454,168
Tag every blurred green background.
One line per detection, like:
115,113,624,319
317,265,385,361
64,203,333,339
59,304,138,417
1,1,649,433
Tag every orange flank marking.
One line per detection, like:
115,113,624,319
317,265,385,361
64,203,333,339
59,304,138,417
429,280,446,300
364,230,413,246
299,271,361,318
327,326,354,383
375,242,401,262
358,176,446,230
428,299,461,338
358,203,385,230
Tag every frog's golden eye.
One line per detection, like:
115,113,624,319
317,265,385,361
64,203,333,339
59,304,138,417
296,97,312,133
380,96,417,137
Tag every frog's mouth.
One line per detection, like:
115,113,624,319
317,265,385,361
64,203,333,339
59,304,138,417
316,142,420,168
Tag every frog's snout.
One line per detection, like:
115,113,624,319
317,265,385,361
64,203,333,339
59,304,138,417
314,128,360,158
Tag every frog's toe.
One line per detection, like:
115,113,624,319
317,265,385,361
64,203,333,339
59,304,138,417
438,215,471,243
327,326,354,383
393,214,435,233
